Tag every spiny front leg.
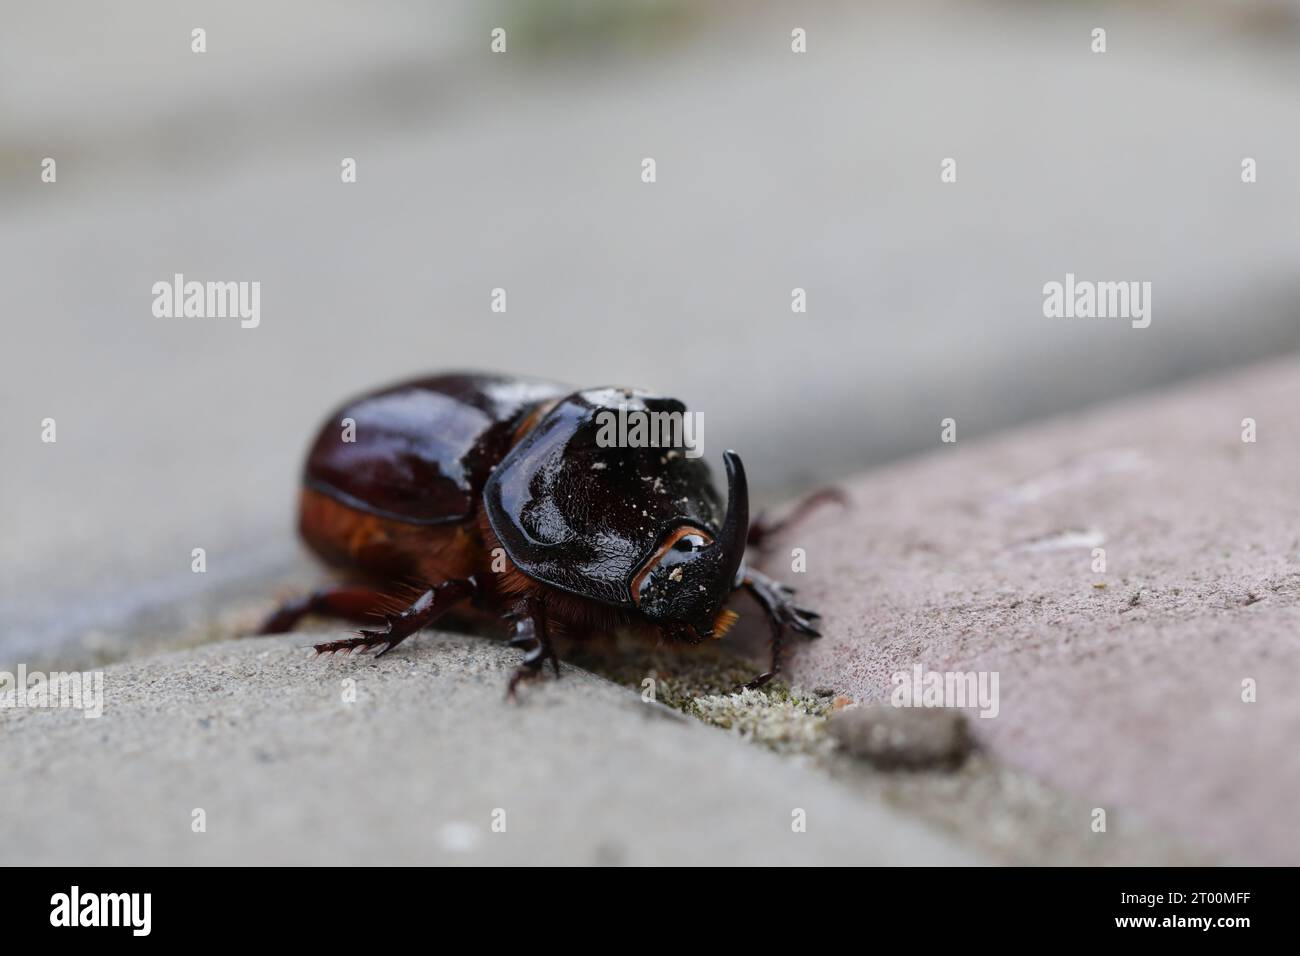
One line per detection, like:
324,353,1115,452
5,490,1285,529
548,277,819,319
740,568,821,689
313,578,477,658
504,594,560,700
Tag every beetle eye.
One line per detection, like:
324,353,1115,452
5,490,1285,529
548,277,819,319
673,534,708,553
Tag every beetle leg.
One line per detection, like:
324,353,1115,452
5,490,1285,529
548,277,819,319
256,585,395,634
505,595,560,700
740,569,822,688
747,487,849,550
311,578,477,657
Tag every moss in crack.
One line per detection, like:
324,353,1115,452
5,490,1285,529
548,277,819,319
686,687,837,756
566,639,837,755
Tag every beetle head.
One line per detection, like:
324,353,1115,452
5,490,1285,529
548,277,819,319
631,450,749,643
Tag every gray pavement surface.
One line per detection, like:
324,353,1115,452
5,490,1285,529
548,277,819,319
0,634,979,866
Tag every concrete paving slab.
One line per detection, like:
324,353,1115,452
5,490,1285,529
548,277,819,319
0,633,980,866
779,356,1300,864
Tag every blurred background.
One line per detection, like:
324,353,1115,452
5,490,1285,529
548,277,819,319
3,0,1299,668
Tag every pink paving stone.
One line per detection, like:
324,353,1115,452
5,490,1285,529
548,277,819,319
777,356,1300,864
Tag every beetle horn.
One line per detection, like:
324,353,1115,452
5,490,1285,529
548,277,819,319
715,450,750,585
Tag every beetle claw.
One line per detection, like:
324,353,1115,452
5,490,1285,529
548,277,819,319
741,569,825,676
504,598,561,699
784,610,822,637
304,580,476,662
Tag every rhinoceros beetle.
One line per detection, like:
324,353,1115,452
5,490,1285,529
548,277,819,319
258,372,834,696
